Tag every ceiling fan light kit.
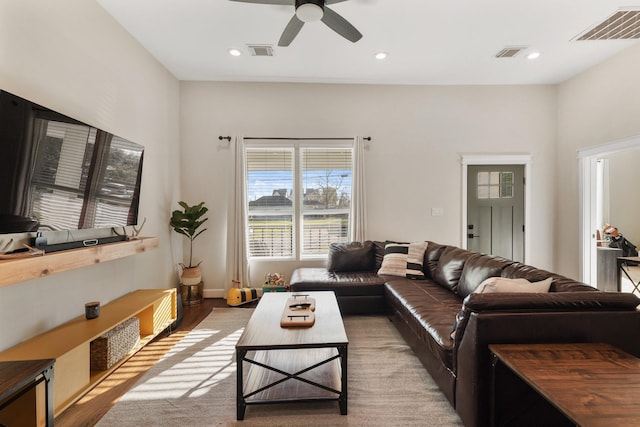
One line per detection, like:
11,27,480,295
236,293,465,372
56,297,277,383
296,0,324,22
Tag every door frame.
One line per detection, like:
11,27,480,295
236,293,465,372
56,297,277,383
460,154,532,264
578,134,640,285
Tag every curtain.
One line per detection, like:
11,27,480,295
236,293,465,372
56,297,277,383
350,136,367,242
226,135,250,290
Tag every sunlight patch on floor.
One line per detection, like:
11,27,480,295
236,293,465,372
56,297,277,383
120,327,245,401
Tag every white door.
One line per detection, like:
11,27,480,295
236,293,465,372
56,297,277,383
467,165,525,262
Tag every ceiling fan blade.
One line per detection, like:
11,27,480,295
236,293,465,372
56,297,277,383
321,6,362,43
228,0,293,5
279,15,305,46
325,0,349,4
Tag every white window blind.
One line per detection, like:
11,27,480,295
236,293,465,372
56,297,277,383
301,147,352,256
246,148,294,257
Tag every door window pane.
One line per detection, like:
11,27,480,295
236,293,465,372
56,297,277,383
477,171,514,199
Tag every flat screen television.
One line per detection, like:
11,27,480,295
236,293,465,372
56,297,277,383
0,90,144,234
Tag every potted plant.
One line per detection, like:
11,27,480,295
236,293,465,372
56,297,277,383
170,201,208,294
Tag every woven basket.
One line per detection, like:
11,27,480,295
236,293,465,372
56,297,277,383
90,316,140,371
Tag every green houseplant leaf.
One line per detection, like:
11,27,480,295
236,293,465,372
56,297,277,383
170,201,208,268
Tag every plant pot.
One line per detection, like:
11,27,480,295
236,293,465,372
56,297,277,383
181,266,201,285
181,281,204,306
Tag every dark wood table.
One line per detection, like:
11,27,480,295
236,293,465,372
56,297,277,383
235,291,348,420
0,359,55,427
489,343,640,427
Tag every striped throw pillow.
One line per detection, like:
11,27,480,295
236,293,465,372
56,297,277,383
377,242,428,279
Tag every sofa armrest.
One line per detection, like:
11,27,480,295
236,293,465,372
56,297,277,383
463,291,640,312
452,291,640,358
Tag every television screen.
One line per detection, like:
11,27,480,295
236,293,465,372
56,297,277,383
0,90,144,234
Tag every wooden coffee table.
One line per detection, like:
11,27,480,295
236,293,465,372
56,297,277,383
235,291,348,420
489,343,640,427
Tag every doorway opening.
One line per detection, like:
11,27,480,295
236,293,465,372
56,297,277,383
578,135,640,287
461,154,531,264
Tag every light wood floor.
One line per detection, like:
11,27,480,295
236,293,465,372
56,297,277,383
55,298,250,427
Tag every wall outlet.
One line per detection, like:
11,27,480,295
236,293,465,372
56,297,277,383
431,208,444,217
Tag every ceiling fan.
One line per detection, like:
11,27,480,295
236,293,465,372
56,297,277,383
229,0,363,47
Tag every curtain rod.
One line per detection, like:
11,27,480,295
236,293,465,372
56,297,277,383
218,136,371,142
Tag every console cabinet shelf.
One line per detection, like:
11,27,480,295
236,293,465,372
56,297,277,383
0,237,159,288
0,288,177,420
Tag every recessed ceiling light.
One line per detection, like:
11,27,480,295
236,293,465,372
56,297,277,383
228,48,242,57
375,52,388,60
526,51,541,60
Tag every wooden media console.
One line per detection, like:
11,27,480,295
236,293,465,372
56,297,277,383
0,288,176,423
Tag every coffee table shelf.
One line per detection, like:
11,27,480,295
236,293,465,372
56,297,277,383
244,348,342,402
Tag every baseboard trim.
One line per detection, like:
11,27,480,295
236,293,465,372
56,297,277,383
204,288,226,299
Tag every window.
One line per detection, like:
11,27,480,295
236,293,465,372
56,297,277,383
246,144,353,259
246,148,294,258
476,171,514,199
301,148,352,256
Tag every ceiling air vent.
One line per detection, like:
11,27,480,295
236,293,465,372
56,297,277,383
495,46,528,58
576,9,640,40
247,44,275,56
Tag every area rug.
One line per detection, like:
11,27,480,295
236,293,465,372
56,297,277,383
97,308,463,426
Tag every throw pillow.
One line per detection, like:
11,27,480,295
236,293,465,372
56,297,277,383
474,277,553,294
327,241,375,272
450,276,553,340
377,242,428,279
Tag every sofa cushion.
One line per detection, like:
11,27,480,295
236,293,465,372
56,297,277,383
289,268,387,296
378,242,428,279
457,253,514,298
501,262,555,282
373,241,387,270
327,241,374,272
385,279,463,370
432,246,469,292
423,242,448,279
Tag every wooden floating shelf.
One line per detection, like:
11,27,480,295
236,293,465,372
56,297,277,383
0,237,159,288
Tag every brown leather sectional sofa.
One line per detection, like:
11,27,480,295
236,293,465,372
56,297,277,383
290,241,640,427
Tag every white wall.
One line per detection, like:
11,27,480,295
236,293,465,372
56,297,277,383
0,0,181,351
557,43,640,279
180,82,558,292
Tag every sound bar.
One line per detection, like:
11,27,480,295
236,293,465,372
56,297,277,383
38,236,127,254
